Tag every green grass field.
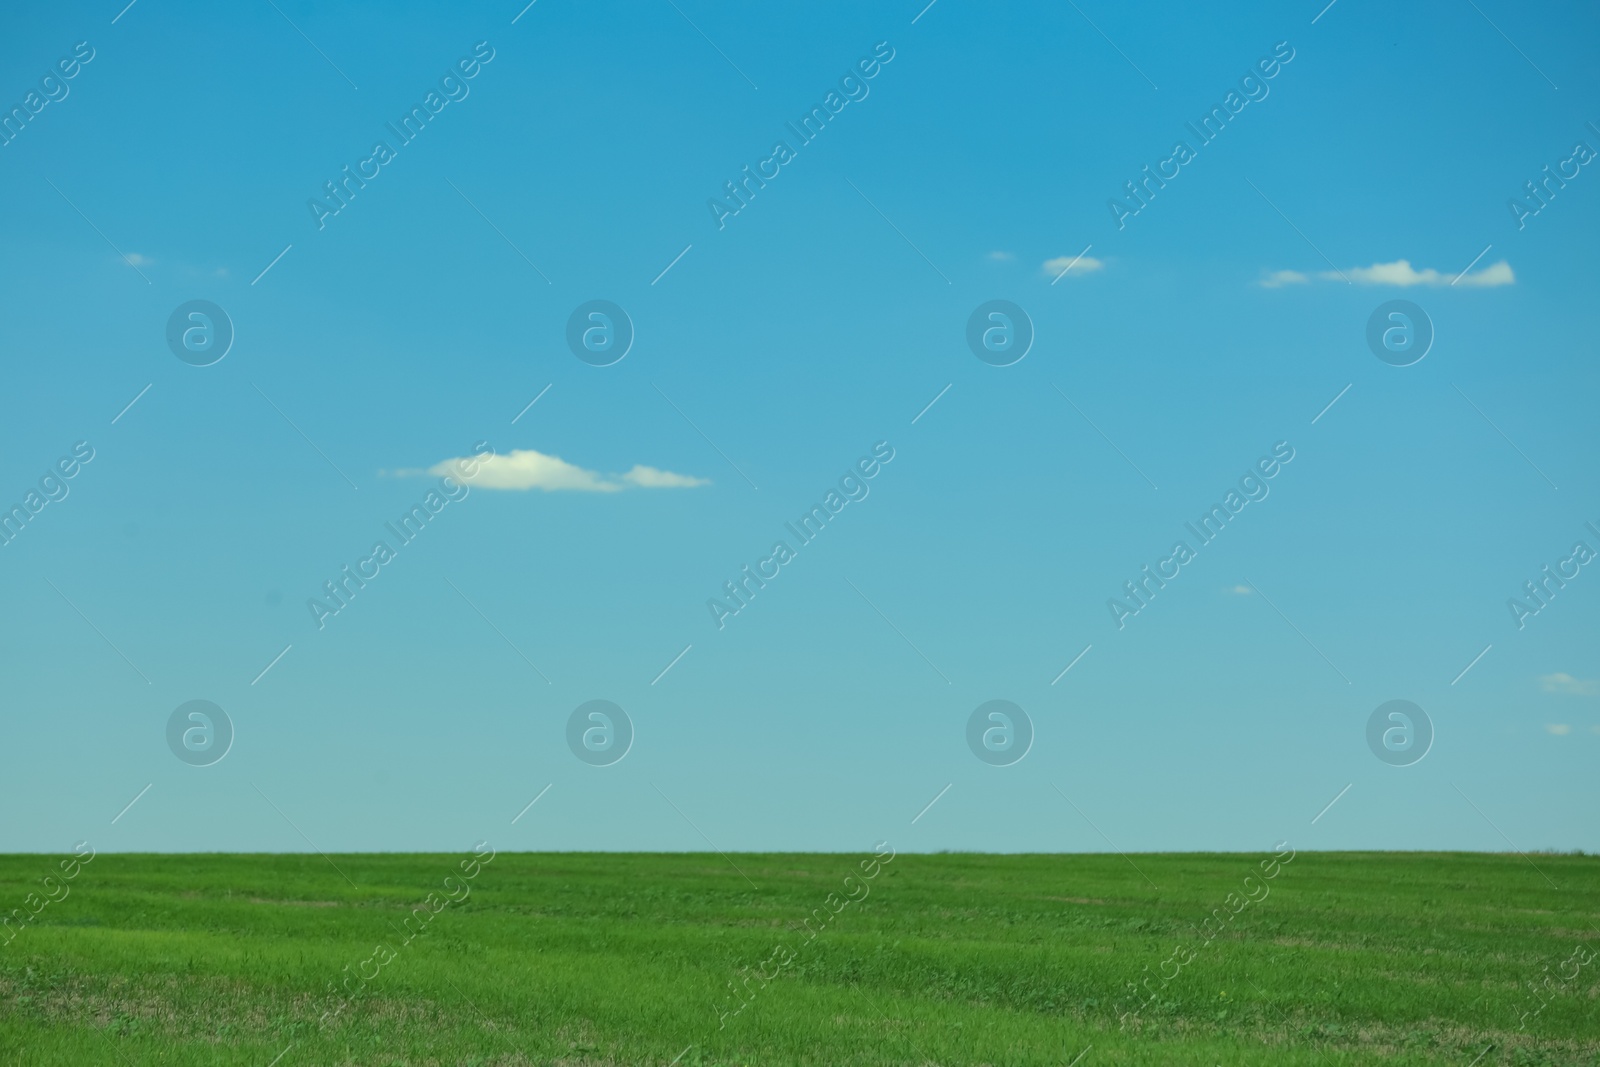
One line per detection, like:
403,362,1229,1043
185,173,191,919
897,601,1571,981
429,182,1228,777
1,849,1596,1065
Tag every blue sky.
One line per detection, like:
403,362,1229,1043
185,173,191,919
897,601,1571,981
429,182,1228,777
1,0,1596,857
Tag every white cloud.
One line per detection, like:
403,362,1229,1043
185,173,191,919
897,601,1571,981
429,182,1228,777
123,253,154,267
617,464,710,489
1321,259,1514,288
1258,269,1308,288
1227,585,1253,595
1545,724,1571,736
987,251,1015,262
1042,254,1104,279
1539,672,1599,696
422,449,708,493
1454,260,1515,287
1262,259,1515,289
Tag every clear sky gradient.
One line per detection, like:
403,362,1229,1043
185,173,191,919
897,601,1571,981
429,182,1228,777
2,0,1596,856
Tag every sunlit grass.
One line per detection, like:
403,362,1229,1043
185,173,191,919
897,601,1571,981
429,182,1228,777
1,851,1596,1065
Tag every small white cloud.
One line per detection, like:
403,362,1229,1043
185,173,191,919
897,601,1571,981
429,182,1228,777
1539,672,1599,696
421,449,707,493
1042,253,1104,279
1454,260,1515,287
124,253,154,267
617,464,711,489
1315,259,1515,288
1546,724,1571,736
987,251,1015,262
449,450,614,492
1264,259,1516,289
1227,585,1253,595
1258,269,1308,288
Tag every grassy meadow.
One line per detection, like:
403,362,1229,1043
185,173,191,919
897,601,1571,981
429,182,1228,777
0,850,1596,1065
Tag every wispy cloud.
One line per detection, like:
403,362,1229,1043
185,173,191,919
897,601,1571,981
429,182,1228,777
417,449,709,493
1340,259,1513,287
1545,723,1571,736
1539,672,1599,696
1042,253,1104,278
987,250,1015,262
1227,584,1253,595
1259,259,1514,288
617,465,708,489
124,252,154,267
